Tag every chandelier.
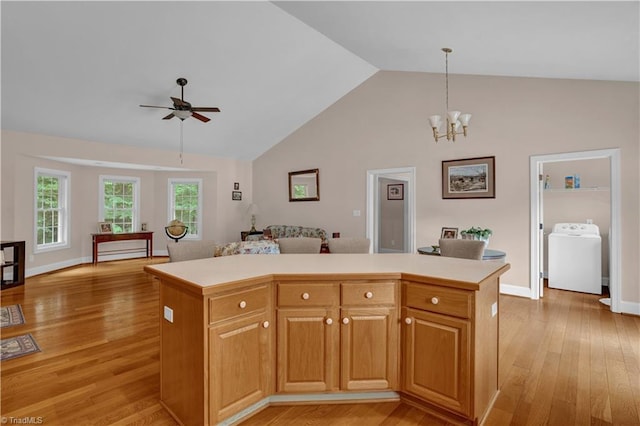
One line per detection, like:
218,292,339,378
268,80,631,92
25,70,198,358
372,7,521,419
429,48,471,142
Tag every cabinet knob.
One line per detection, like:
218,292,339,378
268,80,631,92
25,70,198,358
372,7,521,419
301,292,310,300
342,317,350,325
325,318,333,325
431,297,439,305
404,317,413,325
262,321,270,328
239,300,247,309
365,291,374,299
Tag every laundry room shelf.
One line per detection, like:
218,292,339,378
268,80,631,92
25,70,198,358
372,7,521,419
544,187,610,193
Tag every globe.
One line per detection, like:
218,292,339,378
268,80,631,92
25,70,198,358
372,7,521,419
165,219,188,242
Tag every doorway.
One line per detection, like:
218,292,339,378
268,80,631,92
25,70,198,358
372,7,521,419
366,167,416,253
530,149,621,312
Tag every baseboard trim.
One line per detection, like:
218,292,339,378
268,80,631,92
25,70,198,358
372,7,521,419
620,300,640,316
499,283,532,298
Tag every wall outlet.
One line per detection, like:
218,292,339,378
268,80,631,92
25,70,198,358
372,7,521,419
491,302,498,317
163,306,174,323
353,210,361,217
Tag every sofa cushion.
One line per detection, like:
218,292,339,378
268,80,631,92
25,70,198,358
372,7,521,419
264,225,327,243
238,240,280,254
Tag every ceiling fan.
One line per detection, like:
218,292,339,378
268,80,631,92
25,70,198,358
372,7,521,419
139,78,220,122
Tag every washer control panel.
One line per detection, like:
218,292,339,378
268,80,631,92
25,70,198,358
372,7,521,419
552,223,600,236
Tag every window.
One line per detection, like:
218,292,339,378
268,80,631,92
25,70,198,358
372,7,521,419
34,168,70,252
168,178,202,239
100,175,140,233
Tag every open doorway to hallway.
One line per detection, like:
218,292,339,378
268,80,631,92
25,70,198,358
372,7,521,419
366,167,416,253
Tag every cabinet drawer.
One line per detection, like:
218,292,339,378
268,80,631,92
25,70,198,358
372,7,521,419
341,281,396,306
209,285,269,324
277,282,339,307
404,282,472,319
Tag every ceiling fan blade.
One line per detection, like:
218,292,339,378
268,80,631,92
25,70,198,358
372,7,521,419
191,112,211,123
191,107,221,112
162,113,176,120
170,97,189,107
140,104,172,109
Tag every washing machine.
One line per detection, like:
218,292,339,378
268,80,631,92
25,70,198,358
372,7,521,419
548,223,602,294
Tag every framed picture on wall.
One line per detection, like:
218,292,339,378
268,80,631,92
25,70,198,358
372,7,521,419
232,191,242,201
442,156,495,199
387,183,404,200
234,182,240,190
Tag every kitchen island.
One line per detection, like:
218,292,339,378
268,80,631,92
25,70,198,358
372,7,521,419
144,253,510,425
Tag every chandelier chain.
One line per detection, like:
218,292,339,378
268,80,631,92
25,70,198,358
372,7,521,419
445,50,449,113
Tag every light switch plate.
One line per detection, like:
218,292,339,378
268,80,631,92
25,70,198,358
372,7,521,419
164,306,174,323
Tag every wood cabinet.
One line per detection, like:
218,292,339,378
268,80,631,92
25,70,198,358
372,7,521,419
1,241,25,290
401,279,499,424
276,280,399,393
208,284,273,423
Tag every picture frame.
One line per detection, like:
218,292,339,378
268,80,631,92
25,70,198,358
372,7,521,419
442,156,495,199
232,191,242,201
234,182,240,190
97,222,113,234
387,183,404,200
441,227,458,239
141,223,148,232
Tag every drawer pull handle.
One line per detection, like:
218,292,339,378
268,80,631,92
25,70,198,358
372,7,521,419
431,297,439,305
342,317,350,325
239,300,247,309
365,291,374,299
325,318,333,325
405,317,413,325
262,321,270,328
301,292,310,300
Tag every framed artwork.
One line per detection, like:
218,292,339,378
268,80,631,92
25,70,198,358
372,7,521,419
441,227,458,239
97,222,113,234
442,156,495,199
232,191,242,201
234,182,240,190
387,183,404,200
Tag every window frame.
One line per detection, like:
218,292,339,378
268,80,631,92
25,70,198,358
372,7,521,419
99,175,140,234
168,178,203,240
34,167,70,253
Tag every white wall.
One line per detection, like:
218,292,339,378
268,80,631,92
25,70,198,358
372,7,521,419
1,130,252,274
252,71,639,304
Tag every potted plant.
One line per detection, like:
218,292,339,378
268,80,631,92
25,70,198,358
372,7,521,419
461,227,493,245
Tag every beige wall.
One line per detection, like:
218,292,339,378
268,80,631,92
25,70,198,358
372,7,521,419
1,130,252,273
253,71,639,305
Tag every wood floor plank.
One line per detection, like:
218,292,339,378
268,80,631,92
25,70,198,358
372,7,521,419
1,259,639,425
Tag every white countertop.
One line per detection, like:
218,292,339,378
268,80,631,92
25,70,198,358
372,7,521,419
144,254,510,293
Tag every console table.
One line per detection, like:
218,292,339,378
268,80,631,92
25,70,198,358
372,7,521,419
92,232,153,264
418,246,506,262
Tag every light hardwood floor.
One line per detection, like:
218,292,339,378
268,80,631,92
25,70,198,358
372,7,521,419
1,259,638,425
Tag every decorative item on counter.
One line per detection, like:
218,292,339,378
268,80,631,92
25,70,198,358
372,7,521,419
574,174,581,189
564,175,574,189
461,227,492,246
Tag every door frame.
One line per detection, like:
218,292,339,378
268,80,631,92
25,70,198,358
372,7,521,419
366,167,416,254
529,148,621,312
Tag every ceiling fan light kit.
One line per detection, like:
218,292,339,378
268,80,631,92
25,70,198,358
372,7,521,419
430,48,472,142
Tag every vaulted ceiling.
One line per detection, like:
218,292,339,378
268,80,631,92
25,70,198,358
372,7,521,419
2,1,638,161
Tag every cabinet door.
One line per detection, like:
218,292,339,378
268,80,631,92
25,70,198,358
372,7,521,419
277,308,339,392
402,307,471,416
209,311,271,423
341,307,398,391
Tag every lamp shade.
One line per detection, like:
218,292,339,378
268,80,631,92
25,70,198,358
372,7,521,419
429,115,442,130
247,203,259,215
447,111,461,123
174,110,192,120
459,113,472,126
